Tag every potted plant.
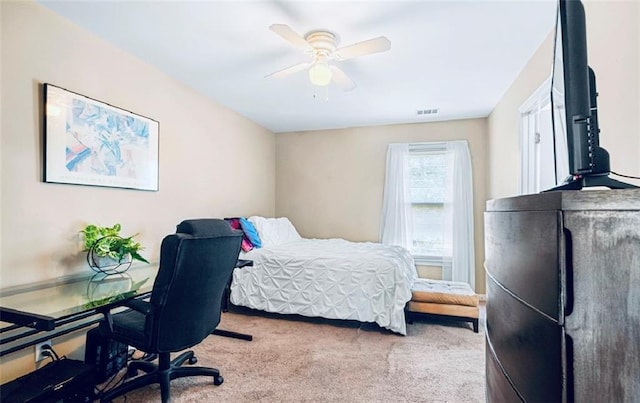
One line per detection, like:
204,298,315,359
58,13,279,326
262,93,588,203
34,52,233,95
81,223,149,273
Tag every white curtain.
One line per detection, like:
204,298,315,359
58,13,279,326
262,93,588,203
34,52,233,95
379,143,413,249
442,141,475,288
380,140,475,289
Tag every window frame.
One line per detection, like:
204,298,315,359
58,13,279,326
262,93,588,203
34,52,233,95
407,143,448,266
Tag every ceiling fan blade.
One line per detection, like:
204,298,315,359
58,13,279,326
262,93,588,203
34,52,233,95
269,24,313,51
265,62,312,79
335,36,391,60
330,65,357,92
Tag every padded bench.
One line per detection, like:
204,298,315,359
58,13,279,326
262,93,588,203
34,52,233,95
406,278,479,333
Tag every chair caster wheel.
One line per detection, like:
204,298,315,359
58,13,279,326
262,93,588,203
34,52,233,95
188,356,198,365
214,375,224,386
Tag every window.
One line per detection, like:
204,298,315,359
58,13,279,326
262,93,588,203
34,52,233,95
380,141,475,287
408,150,446,262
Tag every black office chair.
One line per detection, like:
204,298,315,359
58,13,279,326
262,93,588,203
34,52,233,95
176,218,254,341
99,220,242,403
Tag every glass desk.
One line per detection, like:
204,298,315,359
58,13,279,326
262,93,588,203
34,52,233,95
0,264,159,357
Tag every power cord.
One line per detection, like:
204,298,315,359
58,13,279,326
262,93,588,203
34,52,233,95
94,347,140,401
40,350,55,363
40,344,62,362
94,368,128,399
611,171,640,180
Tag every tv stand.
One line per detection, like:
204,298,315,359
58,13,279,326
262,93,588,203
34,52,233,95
546,173,638,191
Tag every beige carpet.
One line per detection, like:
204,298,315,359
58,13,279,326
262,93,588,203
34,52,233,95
104,308,486,402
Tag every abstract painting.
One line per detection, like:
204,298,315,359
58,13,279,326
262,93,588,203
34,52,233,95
44,83,159,191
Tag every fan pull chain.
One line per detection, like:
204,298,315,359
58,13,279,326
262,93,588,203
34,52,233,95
312,86,330,102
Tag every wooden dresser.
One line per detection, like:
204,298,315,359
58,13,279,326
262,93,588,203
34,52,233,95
484,189,640,402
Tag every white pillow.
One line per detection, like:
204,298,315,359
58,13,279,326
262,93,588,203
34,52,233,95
248,216,302,248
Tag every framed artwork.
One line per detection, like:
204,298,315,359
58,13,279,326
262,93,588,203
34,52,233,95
44,83,159,191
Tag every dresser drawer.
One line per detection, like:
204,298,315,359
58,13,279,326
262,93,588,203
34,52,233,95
485,210,561,321
486,339,523,403
486,275,562,402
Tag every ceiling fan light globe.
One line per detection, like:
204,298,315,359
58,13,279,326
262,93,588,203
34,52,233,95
309,63,333,86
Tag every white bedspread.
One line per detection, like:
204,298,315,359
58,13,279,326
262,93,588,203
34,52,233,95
230,238,417,335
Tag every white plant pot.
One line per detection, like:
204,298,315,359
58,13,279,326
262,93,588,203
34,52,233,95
88,251,132,274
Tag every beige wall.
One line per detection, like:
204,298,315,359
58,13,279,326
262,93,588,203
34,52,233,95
1,1,275,382
585,0,639,186
488,0,640,199
276,119,488,294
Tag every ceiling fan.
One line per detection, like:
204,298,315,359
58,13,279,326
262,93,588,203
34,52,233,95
265,24,391,91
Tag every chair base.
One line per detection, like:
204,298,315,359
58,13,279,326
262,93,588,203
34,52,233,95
100,350,223,403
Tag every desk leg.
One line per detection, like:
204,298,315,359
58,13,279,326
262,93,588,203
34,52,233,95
211,328,252,341
213,264,253,341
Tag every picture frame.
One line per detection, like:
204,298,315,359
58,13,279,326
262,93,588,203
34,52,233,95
44,83,159,191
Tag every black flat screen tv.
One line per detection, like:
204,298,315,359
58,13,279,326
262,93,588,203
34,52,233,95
547,0,636,191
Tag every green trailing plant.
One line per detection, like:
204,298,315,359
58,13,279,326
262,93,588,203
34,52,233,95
81,223,149,264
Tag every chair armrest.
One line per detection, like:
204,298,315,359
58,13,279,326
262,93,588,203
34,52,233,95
122,298,153,315
99,298,153,332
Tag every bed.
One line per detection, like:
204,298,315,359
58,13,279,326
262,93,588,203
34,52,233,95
228,216,417,335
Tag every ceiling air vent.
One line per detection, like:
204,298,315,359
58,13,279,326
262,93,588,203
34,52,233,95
417,108,439,116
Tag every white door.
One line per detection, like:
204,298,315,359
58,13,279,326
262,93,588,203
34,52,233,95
520,78,568,194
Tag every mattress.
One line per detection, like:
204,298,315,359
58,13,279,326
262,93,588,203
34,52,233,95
411,278,479,307
230,238,417,335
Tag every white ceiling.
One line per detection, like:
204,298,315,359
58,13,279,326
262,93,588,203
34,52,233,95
38,0,557,134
